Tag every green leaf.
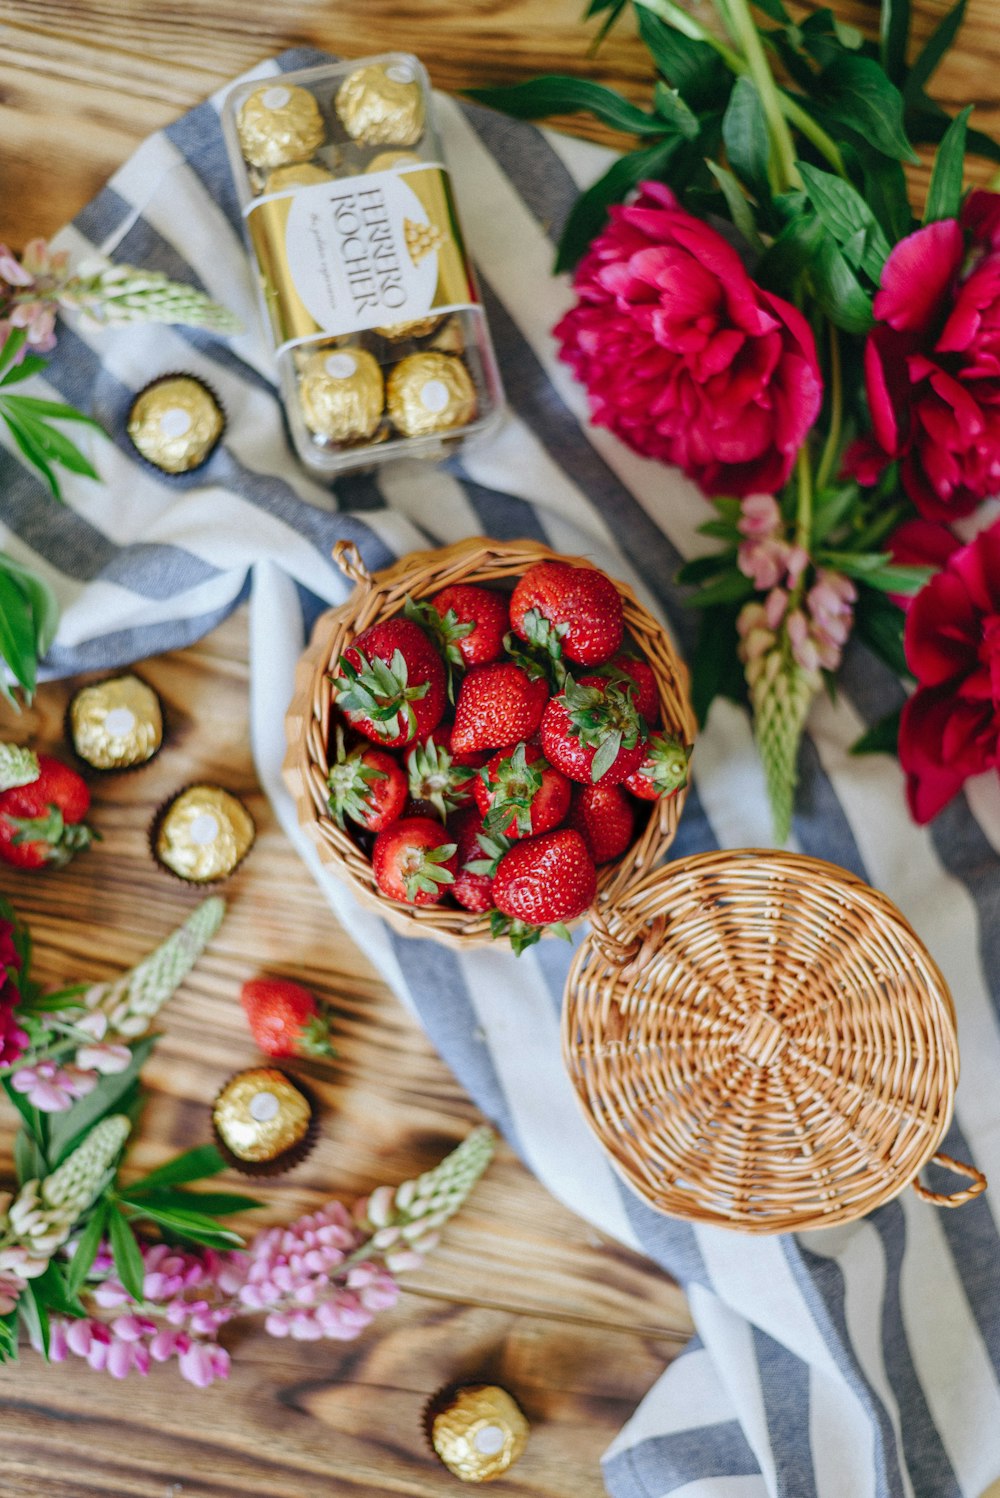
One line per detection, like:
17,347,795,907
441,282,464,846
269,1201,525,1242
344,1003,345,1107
854,587,910,677
754,211,825,295
818,552,931,594
48,1035,156,1165
880,0,911,84
108,1205,145,1302
811,483,860,544
687,572,756,608
676,551,739,586
2,1076,48,1157
0,1309,19,1362
722,76,772,203
13,1128,45,1187
690,604,747,727
838,135,914,243
464,75,668,136
0,570,38,694
120,1186,261,1217
924,105,971,224
21,1282,49,1360
634,5,726,103
121,1201,243,1250
851,707,902,756
555,135,683,271
2,411,61,498
809,238,874,334
33,1260,86,1318
652,81,699,138
751,0,791,22
906,105,1000,167
124,1142,228,1194
0,354,50,386
706,162,764,251
0,329,28,378
903,0,966,103
65,1203,110,1299
796,161,891,282
0,394,103,428
0,407,100,480
819,55,917,163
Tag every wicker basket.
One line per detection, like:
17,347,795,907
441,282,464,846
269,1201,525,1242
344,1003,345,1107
563,850,986,1233
283,536,697,948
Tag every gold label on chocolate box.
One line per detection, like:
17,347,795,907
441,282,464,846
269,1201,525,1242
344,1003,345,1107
246,163,475,353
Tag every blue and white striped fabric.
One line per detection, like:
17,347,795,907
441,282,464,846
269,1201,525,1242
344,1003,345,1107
6,48,1000,1498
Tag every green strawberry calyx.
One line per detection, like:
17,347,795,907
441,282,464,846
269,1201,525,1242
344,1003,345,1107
332,646,430,742
406,738,472,821
503,627,567,692
638,735,691,796
403,596,473,702
559,678,646,783
464,829,513,879
401,841,458,902
7,803,96,867
295,1005,337,1060
480,743,545,837
325,726,388,829
489,911,572,956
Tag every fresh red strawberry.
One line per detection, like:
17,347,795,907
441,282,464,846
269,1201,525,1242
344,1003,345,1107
540,675,646,786
493,828,596,932
326,725,407,832
449,807,502,914
623,733,691,801
406,735,476,821
407,585,508,680
604,653,659,724
240,977,335,1059
0,753,94,870
372,816,458,906
473,741,571,839
431,721,493,770
566,782,635,864
331,617,446,748
451,663,548,756
510,561,623,666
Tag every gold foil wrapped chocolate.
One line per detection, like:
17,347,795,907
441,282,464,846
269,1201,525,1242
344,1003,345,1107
153,785,255,883
299,347,385,443
427,1384,530,1483
366,150,422,173
263,161,334,193
212,1068,314,1172
70,675,163,771
127,377,224,474
335,61,425,146
374,314,443,342
237,83,326,169
387,352,476,437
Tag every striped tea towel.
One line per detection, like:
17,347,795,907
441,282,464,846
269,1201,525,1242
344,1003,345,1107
5,48,1000,1498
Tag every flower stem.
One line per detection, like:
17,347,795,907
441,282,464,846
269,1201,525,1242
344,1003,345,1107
779,95,848,178
795,446,814,552
633,0,743,69
815,325,843,494
723,0,800,190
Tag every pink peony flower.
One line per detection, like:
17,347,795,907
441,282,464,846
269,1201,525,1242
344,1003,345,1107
0,917,21,976
899,517,1000,821
10,1059,98,1112
858,193,1000,519
887,518,962,610
0,1003,28,1067
554,181,822,497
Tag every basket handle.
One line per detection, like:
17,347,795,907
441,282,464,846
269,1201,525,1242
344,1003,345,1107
588,904,667,979
332,540,373,590
912,1152,987,1208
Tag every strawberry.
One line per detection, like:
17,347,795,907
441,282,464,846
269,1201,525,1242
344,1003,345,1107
372,816,458,906
406,585,508,694
566,782,635,864
449,807,504,914
510,561,623,667
604,653,660,724
406,735,476,821
623,732,691,801
450,662,549,756
429,721,493,770
240,978,335,1059
492,828,596,936
331,617,446,748
540,675,646,786
326,726,407,833
0,753,95,870
473,741,571,839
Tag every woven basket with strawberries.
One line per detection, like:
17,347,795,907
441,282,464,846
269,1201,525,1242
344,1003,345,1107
283,537,696,952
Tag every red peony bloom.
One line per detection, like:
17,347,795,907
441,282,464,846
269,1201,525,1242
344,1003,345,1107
861,192,1000,520
554,181,822,497
0,916,21,976
887,518,961,610
898,518,1000,821
0,995,27,1066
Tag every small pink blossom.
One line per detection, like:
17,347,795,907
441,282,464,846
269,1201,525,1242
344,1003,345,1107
75,1042,132,1075
0,1272,25,1315
10,1060,98,1113
0,245,33,288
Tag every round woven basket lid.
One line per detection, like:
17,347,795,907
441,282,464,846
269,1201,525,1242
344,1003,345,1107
563,850,986,1233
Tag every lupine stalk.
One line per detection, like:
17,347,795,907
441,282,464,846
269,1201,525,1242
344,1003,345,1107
82,897,225,1039
739,604,820,844
0,744,39,792
53,265,240,334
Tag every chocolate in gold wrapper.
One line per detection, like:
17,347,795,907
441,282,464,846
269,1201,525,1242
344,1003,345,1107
428,316,466,357
212,1068,315,1173
153,785,255,883
238,83,325,170
387,352,476,437
335,61,425,146
374,314,443,342
427,1384,530,1482
263,161,334,193
70,675,163,771
127,377,224,474
299,347,384,443
365,150,422,173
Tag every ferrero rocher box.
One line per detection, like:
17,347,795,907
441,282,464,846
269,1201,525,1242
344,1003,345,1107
221,55,505,477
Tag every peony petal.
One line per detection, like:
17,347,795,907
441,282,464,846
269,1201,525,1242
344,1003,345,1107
874,220,964,334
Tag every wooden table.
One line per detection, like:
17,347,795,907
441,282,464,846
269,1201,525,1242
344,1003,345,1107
0,2,997,1494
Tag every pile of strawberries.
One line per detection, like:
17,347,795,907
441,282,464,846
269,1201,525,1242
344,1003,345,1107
326,559,690,954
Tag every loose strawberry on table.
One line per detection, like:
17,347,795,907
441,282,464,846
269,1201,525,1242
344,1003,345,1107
326,727,408,832
331,617,446,748
0,751,94,870
241,978,335,1060
510,560,624,667
450,661,549,755
473,741,571,839
623,733,691,801
540,675,646,786
372,816,458,906
567,782,635,864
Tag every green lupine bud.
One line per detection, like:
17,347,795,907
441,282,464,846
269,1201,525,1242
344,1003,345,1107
88,896,225,1035
0,743,39,791
744,638,820,845
393,1126,495,1229
41,1114,131,1220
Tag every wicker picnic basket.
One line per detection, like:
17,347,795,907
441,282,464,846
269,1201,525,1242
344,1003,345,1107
283,535,697,948
563,850,987,1232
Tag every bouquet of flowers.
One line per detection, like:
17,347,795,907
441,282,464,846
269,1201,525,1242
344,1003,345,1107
473,0,1000,835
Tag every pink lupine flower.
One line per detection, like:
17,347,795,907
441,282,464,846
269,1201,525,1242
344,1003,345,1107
0,1272,25,1315
10,1060,98,1112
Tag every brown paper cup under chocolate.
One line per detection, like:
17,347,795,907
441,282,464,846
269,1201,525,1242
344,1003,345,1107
424,1382,530,1483
212,1068,318,1178
149,783,256,885
66,672,165,774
